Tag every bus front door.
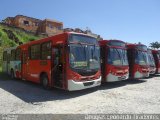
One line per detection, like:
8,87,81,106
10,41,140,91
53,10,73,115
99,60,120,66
52,45,65,89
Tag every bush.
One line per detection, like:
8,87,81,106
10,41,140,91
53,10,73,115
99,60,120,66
0,39,2,46
0,47,3,70
8,41,16,47
0,31,2,37
0,66,2,72
29,37,37,41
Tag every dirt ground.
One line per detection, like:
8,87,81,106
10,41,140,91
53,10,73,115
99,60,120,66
0,74,160,114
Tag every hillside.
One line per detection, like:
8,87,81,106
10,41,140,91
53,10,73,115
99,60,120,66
0,23,45,69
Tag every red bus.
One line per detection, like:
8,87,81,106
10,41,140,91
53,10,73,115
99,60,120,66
127,44,150,79
7,32,101,91
152,50,160,74
147,49,156,75
99,40,129,82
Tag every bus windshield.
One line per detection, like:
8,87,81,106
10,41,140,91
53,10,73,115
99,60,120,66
147,53,155,66
135,51,148,65
69,35,100,71
107,48,128,66
157,51,160,62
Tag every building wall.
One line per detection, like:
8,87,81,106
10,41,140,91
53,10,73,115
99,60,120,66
3,15,63,36
13,15,41,32
37,19,63,36
4,17,14,25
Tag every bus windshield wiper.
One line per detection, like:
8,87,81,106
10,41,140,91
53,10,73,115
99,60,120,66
122,50,127,65
142,52,147,65
114,48,123,65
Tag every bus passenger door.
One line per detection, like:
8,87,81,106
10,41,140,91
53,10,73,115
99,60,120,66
22,50,28,80
52,45,65,88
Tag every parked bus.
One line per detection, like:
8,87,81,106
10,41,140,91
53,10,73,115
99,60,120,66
3,32,101,91
99,40,129,82
127,44,149,79
152,50,160,74
2,47,17,77
147,49,156,75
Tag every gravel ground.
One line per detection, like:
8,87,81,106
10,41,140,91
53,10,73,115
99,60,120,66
0,75,160,114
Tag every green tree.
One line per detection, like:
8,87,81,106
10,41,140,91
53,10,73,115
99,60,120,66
150,41,160,49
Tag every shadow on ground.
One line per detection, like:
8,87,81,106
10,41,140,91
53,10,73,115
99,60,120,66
0,73,148,103
99,79,146,90
153,74,160,77
0,75,99,103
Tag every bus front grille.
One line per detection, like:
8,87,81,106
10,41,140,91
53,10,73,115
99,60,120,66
83,81,94,86
78,71,97,76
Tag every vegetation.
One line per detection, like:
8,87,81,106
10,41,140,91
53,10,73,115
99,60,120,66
0,23,44,68
0,66,2,72
150,41,160,49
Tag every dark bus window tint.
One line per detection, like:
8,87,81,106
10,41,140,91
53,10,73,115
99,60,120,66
136,45,147,51
108,41,126,47
7,54,11,63
69,34,98,44
41,42,51,60
3,51,7,61
30,44,40,60
11,50,16,61
16,49,21,60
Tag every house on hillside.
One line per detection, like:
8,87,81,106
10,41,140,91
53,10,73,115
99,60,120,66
37,19,63,36
3,15,63,36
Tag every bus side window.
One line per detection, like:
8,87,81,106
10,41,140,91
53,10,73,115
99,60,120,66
30,44,41,60
16,48,21,60
41,42,51,60
7,54,10,63
11,50,16,61
3,51,7,61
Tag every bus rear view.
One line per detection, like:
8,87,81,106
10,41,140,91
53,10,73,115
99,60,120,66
99,40,129,82
127,44,149,79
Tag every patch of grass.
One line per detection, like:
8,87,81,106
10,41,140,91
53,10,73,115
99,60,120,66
0,23,44,46
0,24,44,75
14,30,41,43
0,24,46,80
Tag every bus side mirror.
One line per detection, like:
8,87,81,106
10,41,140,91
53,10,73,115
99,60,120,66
101,59,103,63
47,56,51,60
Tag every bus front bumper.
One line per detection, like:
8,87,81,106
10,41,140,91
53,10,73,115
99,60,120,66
67,77,101,91
149,68,156,75
106,73,129,82
134,71,149,79
157,68,160,74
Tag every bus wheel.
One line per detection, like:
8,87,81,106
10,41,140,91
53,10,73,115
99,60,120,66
11,70,15,79
41,74,49,89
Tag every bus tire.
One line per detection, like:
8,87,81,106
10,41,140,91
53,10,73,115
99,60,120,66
11,70,15,79
41,74,50,89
